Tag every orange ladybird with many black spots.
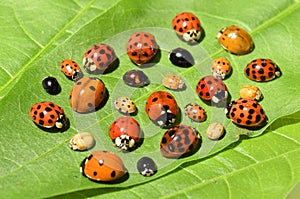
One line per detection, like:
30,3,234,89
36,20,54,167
29,101,67,129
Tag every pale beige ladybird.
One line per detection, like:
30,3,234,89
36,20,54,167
69,132,95,151
114,96,137,114
162,74,185,90
206,122,225,140
239,85,263,101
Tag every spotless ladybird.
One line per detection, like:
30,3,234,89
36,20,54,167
217,25,254,55
244,58,281,82
109,116,142,151
145,91,179,128
225,98,267,127
69,77,107,113
168,48,194,67
239,85,263,101
126,32,158,66
80,150,127,182
160,124,202,159
172,12,202,43
29,101,67,129
42,76,61,95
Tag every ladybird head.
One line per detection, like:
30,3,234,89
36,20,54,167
72,70,84,81
115,134,135,151
183,29,201,43
55,113,67,129
156,107,177,128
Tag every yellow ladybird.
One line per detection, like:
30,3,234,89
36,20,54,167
114,96,137,114
162,74,185,90
217,25,254,55
239,85,263,101
69,132,95,151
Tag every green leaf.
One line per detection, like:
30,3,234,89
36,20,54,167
0,0,300,198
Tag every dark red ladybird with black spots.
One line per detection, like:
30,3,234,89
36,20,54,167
69,77,107,113
83,44,116,74
160,124,202,159
29,101,67,129
196,75,229,106
126,32,158,66
109,116,142,151
172,12,202,43
244,58,281,82
80,150,127,182
60,59,83,81
145,91,179,128
225,98,267,127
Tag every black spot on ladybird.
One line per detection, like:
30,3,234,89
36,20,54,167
89,86,96,91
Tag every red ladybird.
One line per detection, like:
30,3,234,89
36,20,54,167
69,77,107,113
145,91,179,128
160,124,202,159
172,12,201,43
29,101,67,129
83,44,116,74
225,98,267,127
109,116,142,151
126,32,158,66
196,75,229,106
60,59,83,81
80,150,127,182
244,58,281,82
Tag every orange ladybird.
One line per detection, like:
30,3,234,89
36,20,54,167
172,12,201,43
80,150,127,182
211,57,231,79
60,59,83,81
217,25,254,55
29,101,67,129
69,77,106,113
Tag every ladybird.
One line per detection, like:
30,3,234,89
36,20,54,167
137,157,157,177
42,76,61,95
83,44,116,74
184,103,206,122
239,85,263,101
162,74,185,90
206,122,225,140
211,57,231,79
225,98,267,127
114,96,137,114
60,59,83,81
160,124,201,159
29,101,67,129
80,150,127,182
196,75,229,106
217,25,254,55
172,12,201,43
69,132,95,151
168,47,194,67
70,77,107,113
109,116,142,151
122,70,150,87
244,58,281,82
145,91,179,128
126,32,158,66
